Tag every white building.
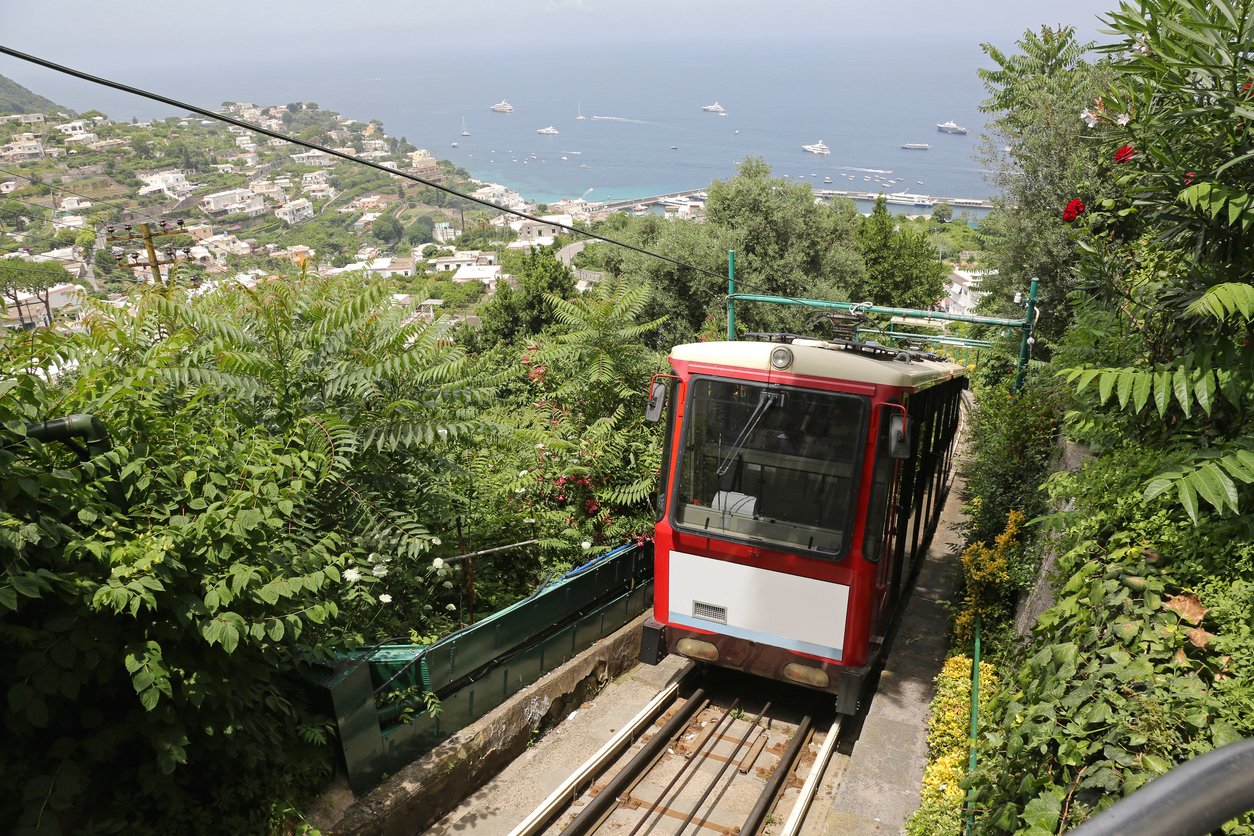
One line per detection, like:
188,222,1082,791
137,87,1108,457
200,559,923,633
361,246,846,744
201,188,254,213
139,169,197,199
939,269,994,317
291,149,333,167
275,198,314,224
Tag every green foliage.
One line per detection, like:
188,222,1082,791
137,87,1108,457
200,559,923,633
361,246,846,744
0,273,507,832
479,247,575,344
851,195,948,308
966,456,1254,832
961,373,1066,546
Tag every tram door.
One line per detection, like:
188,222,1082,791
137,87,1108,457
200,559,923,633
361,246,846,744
864,406,901,637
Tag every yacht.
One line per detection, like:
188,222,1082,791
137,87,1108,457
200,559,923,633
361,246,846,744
490,100,515,113
901,143,930,150
802,140,831,155
576,103,586,120
537,125,559,135
885,191,936,207
702,102,727,114
823,176,833,184
451,142,459,148
936,120,968,134
461,118,470,137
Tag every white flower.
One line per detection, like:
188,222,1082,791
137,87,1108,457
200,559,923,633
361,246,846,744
582,540,592,549
378,593,392,603
372,564,389,578
518,470,529,477
432,557,445,569
524,517,536,524
1116,113,1131,126
343,567,362,582
445,603,457,612
431,537,442,546
1080,108,1099,128
514,487,525,494
535,443,545,449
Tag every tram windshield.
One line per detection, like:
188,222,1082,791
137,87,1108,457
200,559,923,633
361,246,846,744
673,378,867,557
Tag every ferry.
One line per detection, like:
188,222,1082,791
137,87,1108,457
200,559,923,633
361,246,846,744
490,100,515,113
901,143,930,150
885,191,936,207
936,120,968,134
802,140,831,155
537,125,559,135
702,102,727,114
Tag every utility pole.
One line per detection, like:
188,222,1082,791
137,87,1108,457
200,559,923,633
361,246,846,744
106,220,192,286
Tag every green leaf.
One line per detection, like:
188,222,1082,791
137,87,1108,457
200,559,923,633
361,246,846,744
1131,371,1152,413
1172,368,1191,418
1022,791,1062,832
1154,371,1172,418
1177,479,1199,524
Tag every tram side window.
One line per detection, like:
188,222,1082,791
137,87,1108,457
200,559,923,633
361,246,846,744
673,378,867,557
862,407,895,562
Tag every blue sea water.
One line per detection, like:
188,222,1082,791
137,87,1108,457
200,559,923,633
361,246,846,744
3,39,999,208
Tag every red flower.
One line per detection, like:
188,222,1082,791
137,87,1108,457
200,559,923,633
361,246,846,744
1062,199,1087,223
1113,144,1136,164
1184,171,1196,186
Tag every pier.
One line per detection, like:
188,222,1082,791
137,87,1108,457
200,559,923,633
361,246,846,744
592,188,993,214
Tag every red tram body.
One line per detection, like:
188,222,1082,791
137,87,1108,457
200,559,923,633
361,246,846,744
639,337,966,712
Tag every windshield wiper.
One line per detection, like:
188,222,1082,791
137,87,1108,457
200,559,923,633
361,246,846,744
715,391,778,477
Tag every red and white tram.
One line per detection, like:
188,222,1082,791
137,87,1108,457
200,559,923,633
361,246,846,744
640,336,966,712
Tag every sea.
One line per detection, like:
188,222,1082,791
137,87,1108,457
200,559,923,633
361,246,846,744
5,39,1003,214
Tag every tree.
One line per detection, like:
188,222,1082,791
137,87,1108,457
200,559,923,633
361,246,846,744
370,212,403,246
849,196,947,309
931,202,954,224
975,25,1113,346
479,247,575,344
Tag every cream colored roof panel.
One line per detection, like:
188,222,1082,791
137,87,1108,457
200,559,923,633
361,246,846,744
670,340,964,388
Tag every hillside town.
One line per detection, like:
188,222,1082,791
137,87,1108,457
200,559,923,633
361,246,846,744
0,97,635,328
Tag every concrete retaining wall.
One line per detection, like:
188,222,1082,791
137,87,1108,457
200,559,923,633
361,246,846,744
315,612,649,835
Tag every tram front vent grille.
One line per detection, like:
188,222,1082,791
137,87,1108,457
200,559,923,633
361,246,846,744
693,601,727,624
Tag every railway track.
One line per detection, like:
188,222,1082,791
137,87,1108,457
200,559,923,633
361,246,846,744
510,671,846,836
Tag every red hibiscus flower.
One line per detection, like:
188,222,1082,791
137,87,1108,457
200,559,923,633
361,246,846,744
1114,144,1137,164
1184,171,1196,186
1062,199,1086,223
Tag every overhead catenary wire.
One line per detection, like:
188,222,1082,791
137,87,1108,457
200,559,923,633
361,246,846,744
0,45,726,282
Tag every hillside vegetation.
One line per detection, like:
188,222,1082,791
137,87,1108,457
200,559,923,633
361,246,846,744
0,74,70,115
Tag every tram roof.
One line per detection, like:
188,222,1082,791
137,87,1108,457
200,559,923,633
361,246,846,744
670,339,966,389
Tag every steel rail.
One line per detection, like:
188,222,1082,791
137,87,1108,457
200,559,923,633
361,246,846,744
627,699,741,836
675,702,771,836
509,681,693,836
740,714,813,835
556,688,709,836
778,714,843,836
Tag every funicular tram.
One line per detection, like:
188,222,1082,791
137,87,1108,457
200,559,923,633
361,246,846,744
639,332,967,712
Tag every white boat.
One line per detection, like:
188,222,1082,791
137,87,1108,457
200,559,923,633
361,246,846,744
632,204,649,214
702,102,726,114
451,142,459,148
576,103,586,120
823,176,833,184
936,120,968,134
901,143,930,150
461,118,470,137
490,100,514,113
885,191,936,207
802,140,831,155
537,125,559,135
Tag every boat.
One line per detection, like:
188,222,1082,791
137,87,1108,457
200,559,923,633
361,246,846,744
537,125,559,135
936,120,968,134
901,143,930,150
802,140,831,155
451,142,459,148
490,100,514,113
702,102,726,114
576,103,586,120
461,117,470,137
823,176,833,184
670,145,679,150
885,191,936,207
632,204,649,214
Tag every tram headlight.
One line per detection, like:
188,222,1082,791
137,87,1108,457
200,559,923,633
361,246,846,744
769,346,794,370
676,638,720,662
783,663,830,689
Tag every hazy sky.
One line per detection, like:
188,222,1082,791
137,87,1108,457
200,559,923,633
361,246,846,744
3,1,1114,74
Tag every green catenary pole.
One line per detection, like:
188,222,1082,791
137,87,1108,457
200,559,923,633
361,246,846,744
965,617,982,835
726,250,736,341
1013,277,1039,394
